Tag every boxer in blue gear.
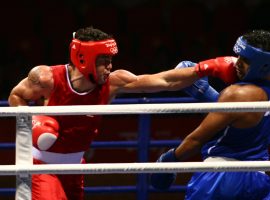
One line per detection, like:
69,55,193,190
151,30,270,199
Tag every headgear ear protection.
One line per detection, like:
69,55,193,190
70,38,118,82
233,36,270,81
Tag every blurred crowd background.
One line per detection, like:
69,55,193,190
0,0,270,100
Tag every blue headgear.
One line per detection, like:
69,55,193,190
233,36,270,81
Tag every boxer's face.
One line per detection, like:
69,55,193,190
235,56,250,80
95,55,113,84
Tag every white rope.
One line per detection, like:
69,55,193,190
1,161,270,175
2,101,270,116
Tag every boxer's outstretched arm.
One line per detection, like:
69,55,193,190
109,56,238,96
8,65,53,106
109,67,199,95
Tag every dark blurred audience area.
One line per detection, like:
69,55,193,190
0,0,269,99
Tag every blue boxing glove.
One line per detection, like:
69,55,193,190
150,149,177,190
175,61,219,102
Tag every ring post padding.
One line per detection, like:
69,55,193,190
15,115,32,200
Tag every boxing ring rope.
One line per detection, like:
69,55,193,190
2,161,270,175
1,99,270,199
2,101,270,116
0,140,181,149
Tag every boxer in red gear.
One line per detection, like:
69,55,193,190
8,26,237,200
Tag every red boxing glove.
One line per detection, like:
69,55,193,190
32,115,59,151
194,56,238,84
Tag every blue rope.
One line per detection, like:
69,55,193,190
0,185,187,195
0,140,181,149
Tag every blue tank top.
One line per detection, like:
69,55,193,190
201,80,270,161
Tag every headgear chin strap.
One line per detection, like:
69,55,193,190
233,36,270,81
70,38,118,82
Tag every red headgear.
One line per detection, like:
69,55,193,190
70,38,118,82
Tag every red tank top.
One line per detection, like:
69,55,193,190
47,65,110,153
